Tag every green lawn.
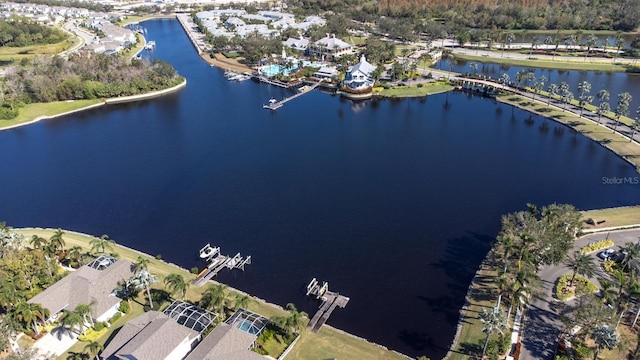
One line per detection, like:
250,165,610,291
0,100,104,131
0,38,74,63
581,206,640,229
16,228,408,360
454,53,627,72
375,82,453,97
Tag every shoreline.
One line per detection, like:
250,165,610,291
0,79,186,132
16,227,412,360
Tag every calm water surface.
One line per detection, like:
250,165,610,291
1,19,639,358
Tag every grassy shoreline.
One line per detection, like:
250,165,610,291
15,228,409,360
452,52,630,72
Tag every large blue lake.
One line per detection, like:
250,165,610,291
1,19,639,358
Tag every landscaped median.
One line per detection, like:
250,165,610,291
0,79,186,131
15,228,408,360
373,80,454,98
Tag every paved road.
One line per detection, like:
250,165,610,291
520,228,640,360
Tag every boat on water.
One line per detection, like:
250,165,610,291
224,71,251,82
199,243,220,259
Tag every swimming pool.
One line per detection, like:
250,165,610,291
260,64,294,77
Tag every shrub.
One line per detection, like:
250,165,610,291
417,83,424,88
573,343,594,359
580,239,614,254
118,301,130,314
109,312,122,323
602,259,618,275
155,254,162,260
555,273,598,300
78,326,108,342
93,321,107,331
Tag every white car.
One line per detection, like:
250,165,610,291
597,248,615,260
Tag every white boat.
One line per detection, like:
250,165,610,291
199,243,220,259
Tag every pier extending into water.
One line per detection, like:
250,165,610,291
193,244,251,287
305,278,350,333
262,80,324,111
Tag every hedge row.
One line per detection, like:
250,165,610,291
580,239,614,254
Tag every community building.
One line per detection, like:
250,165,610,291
341,55,376,98
308,34,353,60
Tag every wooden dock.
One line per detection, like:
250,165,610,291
305,278,350,333
263,80,324,111
192,245,251,287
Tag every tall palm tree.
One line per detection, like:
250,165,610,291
60,309,85,335
590,324,618,360
84,341,103,360
584,34,597,61
163,273,189,299
566,251,597,287
500,73,510,86
613,92,633,133
285,303,308,335
598,278,617,307
134,256,151,273
596,89,611,124
620,242,640,272
630,106,640,142
613,31,624,64
74,303,94,327
199,284,227,313
479,307,507,358
234,294,251,310
67,246,83,265
560,82,573,111
503,33,515,57
29,235,47,250
547,83,559,105
89,234,115,254
50,229,66,253
577,81,592,116
131,269,158,308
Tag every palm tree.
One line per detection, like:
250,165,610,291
131,269,158,308
620,242,640,272
560,82,573,111
234,294,251,310
590,324,618,360
469,61,478,75
84,341,103,360
596,89,611,124
479,307,507,358
60,309,85,335
530,38,541,56
285,303,307,334
613,31,624,64
630,106,640,142
503,33,515,57
134,256,151,273
67,246,83,265
613,92,633,133
29,235,47,250
500,73,510,86
543,36,553,53
90,234,115,254
577,81,592,116
566,251,597,287
199,284,227,313
547,83,559,105
163,273,189,299
117,278,140,305
584,34,598,61
74,303,94,327
8,301,45,335
50,229,65,253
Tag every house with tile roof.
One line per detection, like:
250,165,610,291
100,311,199,360
28,255,134,323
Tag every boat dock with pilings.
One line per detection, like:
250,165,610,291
305,278,350,333
193,244,251,287
262,80,324,110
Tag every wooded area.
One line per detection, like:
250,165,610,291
0,18,67,47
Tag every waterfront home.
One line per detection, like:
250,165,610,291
100,311,199,360
313,65,339,80
224,17,246,29
341,55,376,99
28,255,134,323
290,15,325,30
309,34,353,61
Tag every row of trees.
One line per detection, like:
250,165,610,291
498,71,640,140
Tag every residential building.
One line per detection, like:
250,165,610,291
309,34,353,60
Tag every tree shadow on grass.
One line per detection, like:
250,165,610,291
457,340,482,358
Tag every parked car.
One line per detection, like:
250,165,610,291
597,248,616,260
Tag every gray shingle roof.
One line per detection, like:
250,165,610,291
184,323,266,360
101,311,198,360
28,258,134,319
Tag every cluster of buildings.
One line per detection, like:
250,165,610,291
0,2,90,24
28,254,272,360
0,2,137,56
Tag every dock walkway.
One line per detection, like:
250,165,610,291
305,278,350,333
192,244,251,287
263,80,324,110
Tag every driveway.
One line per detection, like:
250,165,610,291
33,326,79,358
520,228,640,360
